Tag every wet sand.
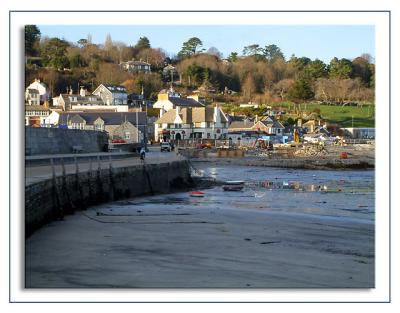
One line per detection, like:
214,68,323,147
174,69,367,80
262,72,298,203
25,194,374,288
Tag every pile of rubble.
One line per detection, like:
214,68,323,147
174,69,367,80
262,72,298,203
293,144,328,157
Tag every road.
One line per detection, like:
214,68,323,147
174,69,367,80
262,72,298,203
25,146,185,186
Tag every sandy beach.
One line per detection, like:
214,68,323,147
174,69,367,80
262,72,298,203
25,165,374,288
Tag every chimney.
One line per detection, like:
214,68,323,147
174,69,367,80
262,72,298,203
255,114,259,122
297,118,303,127
214,104,220,122
80,86,86,97
69,86,73,95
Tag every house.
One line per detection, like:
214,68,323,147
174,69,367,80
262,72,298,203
120,59,151,74
53,86,128,112
301,119,326,133
153,88,205,115
57,111,147,143
25,105,51,126
92,84,128,106
342,127,375,139
25,88,40,106
127,92,153,109
25,79,49,104
228,117,284,136
154,105,229,142
162,64,179,81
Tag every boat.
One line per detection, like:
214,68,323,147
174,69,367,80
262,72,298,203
223,185,244,191
224,180,245,185
189,191,205,197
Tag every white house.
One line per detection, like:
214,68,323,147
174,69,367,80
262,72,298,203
92,84,128,105
25,88,40,106
153,88,205,116
53,86,128,112
154,105,229,142
25,105,51,126
25,79,49,104
120,59,151,74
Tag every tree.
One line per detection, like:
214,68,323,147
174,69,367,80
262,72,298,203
69,53,87,68
287,55,311,79
41,37,70,70
227,52,238,62
287,79,314,103
242,74,257,102
273,79,295,101
77,38,88,48
178,37,203,59
25,25,41,56
206,47,222,59
135,36,151,51
352,56,372,86
242,44,263,59
104,33,113,51
263,44,284,61
304,59,327,81
329,57,353,79
185,64,205,87
137,48,166,69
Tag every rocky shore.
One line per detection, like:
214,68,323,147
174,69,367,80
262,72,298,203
191,144,375,170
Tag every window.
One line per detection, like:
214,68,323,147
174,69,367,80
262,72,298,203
124,132,130,139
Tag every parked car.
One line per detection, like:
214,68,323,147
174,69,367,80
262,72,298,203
160,142,171,152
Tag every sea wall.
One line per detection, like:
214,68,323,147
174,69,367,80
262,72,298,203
25,160,192,237
25,127,108,155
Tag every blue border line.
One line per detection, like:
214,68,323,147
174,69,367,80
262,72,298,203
12,9,391,304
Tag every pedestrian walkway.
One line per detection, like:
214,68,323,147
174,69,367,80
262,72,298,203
26,151,134,166
25,151,185,186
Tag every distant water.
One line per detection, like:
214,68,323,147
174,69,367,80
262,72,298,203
104,165,375,223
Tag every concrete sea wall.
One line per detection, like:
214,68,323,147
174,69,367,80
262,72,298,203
25,160,192,237
25,127,108,155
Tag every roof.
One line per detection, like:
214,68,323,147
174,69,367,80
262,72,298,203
103,85,127,93
59,94,104,105
58,112,146,127
168,97,205,107
156,109,178,124
156,106,227,124
272,120,285,128
25,105,50,111
123,60,150,66
229,120,255,129
27,89,39,94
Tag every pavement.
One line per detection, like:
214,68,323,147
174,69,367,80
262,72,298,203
25,147,185,186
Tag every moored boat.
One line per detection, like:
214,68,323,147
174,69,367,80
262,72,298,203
189,191,205,197
224,180,245,185
223,185,244,191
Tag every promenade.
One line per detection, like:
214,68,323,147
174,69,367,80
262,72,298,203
25,147,184,186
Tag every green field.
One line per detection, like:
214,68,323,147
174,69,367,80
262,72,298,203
221,102,375,127
285,102,375,127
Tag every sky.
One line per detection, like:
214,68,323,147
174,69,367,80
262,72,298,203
37,25,374,63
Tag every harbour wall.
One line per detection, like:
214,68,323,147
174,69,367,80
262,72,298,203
25,160,193,237
25,127,108,155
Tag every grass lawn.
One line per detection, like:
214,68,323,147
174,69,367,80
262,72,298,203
276,102,375,128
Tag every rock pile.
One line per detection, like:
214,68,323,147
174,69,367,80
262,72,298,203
294,145,328,157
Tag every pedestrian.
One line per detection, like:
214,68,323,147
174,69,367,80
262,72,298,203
140,147,146,161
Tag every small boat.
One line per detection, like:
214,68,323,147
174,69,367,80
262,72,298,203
189,191,205,197
223,185,244,191
224,180,245,185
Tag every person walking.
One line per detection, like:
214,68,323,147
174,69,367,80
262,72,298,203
140,147,146,162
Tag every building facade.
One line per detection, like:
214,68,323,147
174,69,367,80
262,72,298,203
155,105,229,142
